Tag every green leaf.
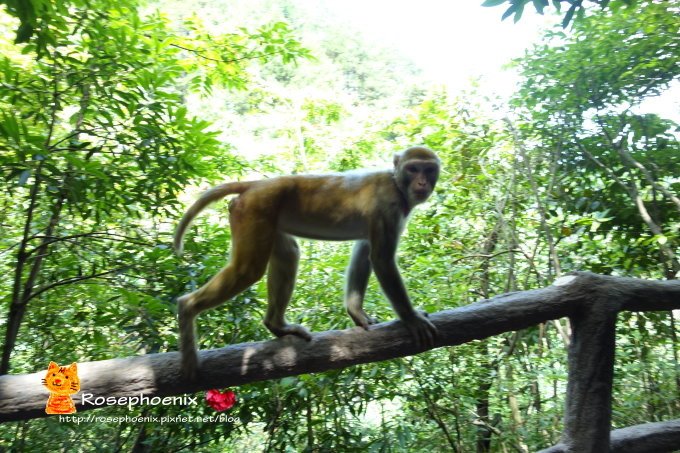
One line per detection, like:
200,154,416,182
562,3,578,28
513,3,526,23
280,377,296,387
481,0,507,6
15,23,34,44
501,4,517,21
18,169,31,185
533,0,548,14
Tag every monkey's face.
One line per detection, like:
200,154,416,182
397,160,439,206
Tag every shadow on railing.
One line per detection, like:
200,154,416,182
0,272,679,451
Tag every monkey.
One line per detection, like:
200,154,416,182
174,146,440,379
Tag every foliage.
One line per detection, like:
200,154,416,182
482,0,637,27
509,0,680,438
511,0,680,278
0,0,307,448
1,0,92,49
514,1,679,114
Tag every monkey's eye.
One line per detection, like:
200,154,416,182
405,165,418,173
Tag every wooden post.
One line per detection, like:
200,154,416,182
562,304,617,452
550,274,621,452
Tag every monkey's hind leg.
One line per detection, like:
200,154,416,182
264,233,312,341
178,260,271,380
178,204,275,380
178,259,268,380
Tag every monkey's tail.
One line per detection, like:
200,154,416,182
173,181,251,255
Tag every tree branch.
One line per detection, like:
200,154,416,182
539,419,680,453
25,268,123,303
0,272,678,434
169,43,289,64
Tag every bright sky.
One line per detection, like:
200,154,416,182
306,0,679,119
312,0,555,97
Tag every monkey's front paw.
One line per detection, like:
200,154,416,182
404,313,437,348
417,309,430,318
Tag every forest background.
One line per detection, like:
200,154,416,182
0,0,678,451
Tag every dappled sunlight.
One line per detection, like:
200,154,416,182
240,346,259,375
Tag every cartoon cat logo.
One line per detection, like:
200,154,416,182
42,361,80,415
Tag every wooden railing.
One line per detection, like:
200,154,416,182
1,272,679,452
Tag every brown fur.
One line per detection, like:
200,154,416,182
175,147,441,380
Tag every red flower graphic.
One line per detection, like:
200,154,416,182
205,389,236,412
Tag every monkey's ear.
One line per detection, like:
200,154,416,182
393,152,402,168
